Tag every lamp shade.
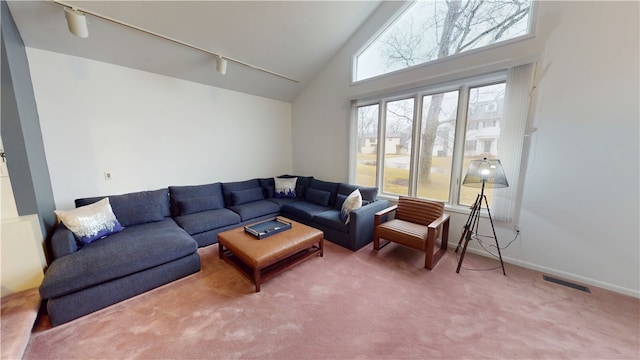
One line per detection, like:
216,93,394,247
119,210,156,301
462,158,509,188
64,8,89,38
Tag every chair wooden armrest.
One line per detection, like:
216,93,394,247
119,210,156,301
428,213,450,229
425,213,450,270
374,205,397,226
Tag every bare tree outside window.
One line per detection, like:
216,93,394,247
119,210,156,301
383,98,414,195
355,104,379,187
356,1,531,80
355,0,530,201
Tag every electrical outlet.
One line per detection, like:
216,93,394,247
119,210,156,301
104,172,112,181
513,224,521,233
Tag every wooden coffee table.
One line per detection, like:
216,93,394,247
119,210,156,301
218,218,324,292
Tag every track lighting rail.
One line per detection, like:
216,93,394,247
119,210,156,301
51,0,300,83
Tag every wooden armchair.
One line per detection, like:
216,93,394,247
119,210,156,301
373,196,450,270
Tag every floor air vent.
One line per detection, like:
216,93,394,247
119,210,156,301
543,275,591,293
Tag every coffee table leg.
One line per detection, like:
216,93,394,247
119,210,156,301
219,243,225,259
254,267,261,292
320,238,324,257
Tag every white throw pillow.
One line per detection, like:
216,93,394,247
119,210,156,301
274,177,297,198
54,197,124,245
341,189,362,224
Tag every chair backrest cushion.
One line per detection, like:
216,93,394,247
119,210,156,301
395,196,444,225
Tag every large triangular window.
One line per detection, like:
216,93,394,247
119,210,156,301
354,0,533,82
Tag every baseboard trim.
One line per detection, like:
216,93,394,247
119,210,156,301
447,244,640,298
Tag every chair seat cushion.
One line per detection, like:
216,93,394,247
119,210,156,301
376,219,430,250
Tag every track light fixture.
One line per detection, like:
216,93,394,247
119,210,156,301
64,7,89,38
216,56,228,75
51,0,298,82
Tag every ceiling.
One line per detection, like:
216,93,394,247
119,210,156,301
6,1,383,102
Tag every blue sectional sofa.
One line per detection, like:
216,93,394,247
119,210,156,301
40,175,388,325
171,175,389,251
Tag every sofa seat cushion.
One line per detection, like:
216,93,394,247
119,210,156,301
281,201,332,222
265,197,299,208
227,200,280,221
174,208,240,235
313,210,349,233
40,219,197,300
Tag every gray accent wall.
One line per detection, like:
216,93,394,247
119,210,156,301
1,2,56,247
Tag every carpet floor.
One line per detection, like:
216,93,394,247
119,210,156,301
24,242,639,359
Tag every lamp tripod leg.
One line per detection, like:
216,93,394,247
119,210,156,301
456,194,481,273
482,195,506,276
456,194,481,253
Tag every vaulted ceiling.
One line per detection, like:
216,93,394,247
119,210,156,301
6,1,383,102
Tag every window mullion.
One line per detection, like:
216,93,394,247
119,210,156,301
408,94,422,197
376,100,386,191
451,86,470,205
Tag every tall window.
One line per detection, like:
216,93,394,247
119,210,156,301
355,0,533,82
355,104,379,187
417,90,459,201
354,73,512,209
460,82,506,206
383,98,414,195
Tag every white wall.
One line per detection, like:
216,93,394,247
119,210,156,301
292,1,639,296
27,48,293,210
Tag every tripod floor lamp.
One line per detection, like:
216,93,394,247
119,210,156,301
455,158,508,275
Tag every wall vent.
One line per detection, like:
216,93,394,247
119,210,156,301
543,275,591,293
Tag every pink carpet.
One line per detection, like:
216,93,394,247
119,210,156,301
1,288,41,360
23,242,639,359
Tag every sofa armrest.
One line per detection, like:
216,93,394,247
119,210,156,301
51,223,78,259
347,199,390,250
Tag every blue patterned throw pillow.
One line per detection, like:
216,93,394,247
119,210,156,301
54,197,124,245
274,177,297,198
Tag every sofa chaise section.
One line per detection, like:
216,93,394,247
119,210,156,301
40,189,200,326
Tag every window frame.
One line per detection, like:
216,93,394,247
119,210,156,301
352,71,509,212
351,1,538,85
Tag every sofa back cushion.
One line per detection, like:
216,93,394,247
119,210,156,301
258,178,275,198
221,179,261,206
337,183,379,203
169,183,225,216
177,197,221,216
305,188,331,207
231,187,265,205
309,179,340,206
75,188,170,227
